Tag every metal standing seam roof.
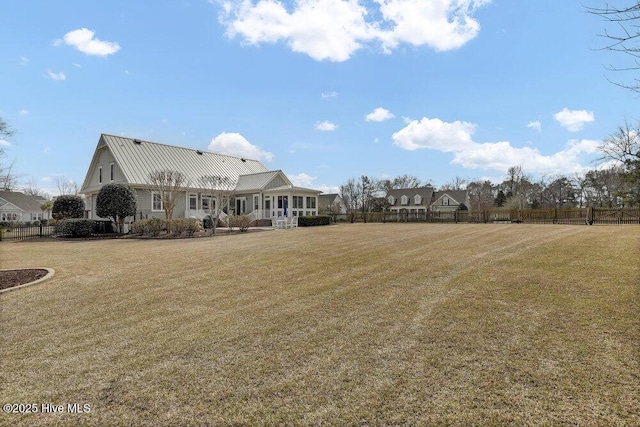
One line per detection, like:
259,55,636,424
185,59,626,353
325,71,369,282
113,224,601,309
235,170,290,192
82,134,268,192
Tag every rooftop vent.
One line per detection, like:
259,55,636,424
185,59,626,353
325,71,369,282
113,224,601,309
196,150,203,155
241,158,246,162
133,139,142,145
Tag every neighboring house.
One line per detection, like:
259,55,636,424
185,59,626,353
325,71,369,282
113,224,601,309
386,186,469,216
386,186,436,215
430,190,470,214
0,191,48,222
80,134,321,225
318,193,346,215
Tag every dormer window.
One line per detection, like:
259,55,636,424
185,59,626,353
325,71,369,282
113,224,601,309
388,195,395,205
401,195,408,205
414,194,422,204
442,197,449,206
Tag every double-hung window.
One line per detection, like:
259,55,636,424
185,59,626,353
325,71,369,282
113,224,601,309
152,192,163,211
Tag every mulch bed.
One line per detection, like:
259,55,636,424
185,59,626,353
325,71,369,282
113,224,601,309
0,269,49,291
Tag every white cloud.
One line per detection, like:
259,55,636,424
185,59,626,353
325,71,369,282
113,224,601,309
392,117,476,152
316,120,337,131
20,56,29,65
0,139,11,147
554,108,594,132
61,28,121,57
365,107,395,122
19,109,29,115
321,91,338,99
208,132,274,162
317,183,341,194
527,120,541,132
219,0,488,62
289,172,317,187
288,172,339,193
392,116,600,176
47,70,66,81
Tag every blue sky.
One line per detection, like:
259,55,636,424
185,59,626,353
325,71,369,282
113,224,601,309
1,0,638,196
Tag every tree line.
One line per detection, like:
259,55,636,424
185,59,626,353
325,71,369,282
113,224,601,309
337,119,639,216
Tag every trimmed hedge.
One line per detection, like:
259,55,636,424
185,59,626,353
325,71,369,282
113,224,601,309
298,215,331,227
59,219,95,238
131,218,165,236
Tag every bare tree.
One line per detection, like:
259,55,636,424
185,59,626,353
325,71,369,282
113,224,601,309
340,178,360,223
0,160,18,191
359,175,381,222
381,174,423,193
55,176,79,195
148,169,188,233
588,2,640,92
582,166,629,207
199,175,237,234
467,180,496,211
21,179,46,197
598,120,640,205
440,176,467,191
0,117,17,190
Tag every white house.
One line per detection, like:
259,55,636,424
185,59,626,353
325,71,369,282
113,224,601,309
386,186,469,218
80,134,321,225
0,191,48,223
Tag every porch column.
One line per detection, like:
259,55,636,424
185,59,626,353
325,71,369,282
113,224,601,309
288,187,293,219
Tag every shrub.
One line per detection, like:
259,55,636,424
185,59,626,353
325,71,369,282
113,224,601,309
40,219,49,226
32,220,40,227
59,219,95,238
228,215,253,232
170,218,202,236
52,195,85,220
298,215,331,227
131,218,165,236
96,184,137,233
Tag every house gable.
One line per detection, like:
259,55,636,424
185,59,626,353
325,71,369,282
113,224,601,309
0,191,46,213
0,200,22,213
430,190,469,210
80,134,269,195
235,170,291,193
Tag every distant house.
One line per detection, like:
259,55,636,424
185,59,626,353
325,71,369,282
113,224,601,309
430,190,470,213
80,134,321,225
0,191,48,223
318,193,346,216
386,186,469,218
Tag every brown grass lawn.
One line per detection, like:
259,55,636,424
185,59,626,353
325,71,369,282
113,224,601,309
1,224,638,426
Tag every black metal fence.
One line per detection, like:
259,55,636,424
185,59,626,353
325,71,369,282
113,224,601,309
0,224,56,241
